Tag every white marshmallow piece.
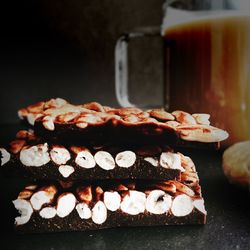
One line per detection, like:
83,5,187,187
20,143,50,167
120,191,146,215
171,194,194,217
193,199,207,215
160,152,185,172
0,148,11,166
94,151,115,170
92,201,107,224
39,207,57,219
12,199,33,225
50,146,71,165
146,190,172,214
144,157,159,167
76,203,92,219
58,165,75,178
75,151,96,169
104,191,121,211
115,151,136,168
57,193,76,218
30,190,55,210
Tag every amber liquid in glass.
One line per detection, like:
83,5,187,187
164,13,250,145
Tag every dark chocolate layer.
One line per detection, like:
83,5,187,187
1,130,202,181
2,158,180,181
13,179,206,233
16,209,206,234
18,98,228,145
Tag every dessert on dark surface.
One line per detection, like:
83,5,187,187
0,98,229,233
1,130,200,181
13,173,206,233
18,98,228,144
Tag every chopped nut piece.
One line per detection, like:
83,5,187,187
177,125,229,142
192,113,210,125
83,102,105,112
116,184,128,191
95,186,104,201
42,116,55,131
165,121,180,128
172,111,197,125
76,114,103,124
169,181,195,197
10,140,26,154
77,186,92,204
123,114,140,123
118,107,142,116
18,190,33,200
25,185,38,191
155,182,176,194
150,109,175,121
57,112,79,123
76,122,88,129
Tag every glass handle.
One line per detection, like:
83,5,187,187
115,27,161,108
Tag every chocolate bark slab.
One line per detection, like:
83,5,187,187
18,98,228,145
13,178,206,233
1,130,200,181
16,209,205,234
2,160,181,181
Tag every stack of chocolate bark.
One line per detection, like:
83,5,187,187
0,98,228,233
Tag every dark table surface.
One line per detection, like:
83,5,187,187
0,124,249,250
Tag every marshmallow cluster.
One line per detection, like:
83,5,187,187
17,98,228,143
13,183,207,226
1,143,191,179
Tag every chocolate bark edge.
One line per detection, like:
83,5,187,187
1,130,203,181
13,179,206,233
18,98,229,144
15,209,206,234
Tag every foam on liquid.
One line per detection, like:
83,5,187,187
161,7,250,35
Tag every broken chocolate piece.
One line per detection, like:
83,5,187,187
0,130,204,181
13,175,206,233
18,98,228,144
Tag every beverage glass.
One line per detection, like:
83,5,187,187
115,0,250,145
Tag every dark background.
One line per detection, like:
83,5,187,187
0,2,249,249
0,0,164,124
